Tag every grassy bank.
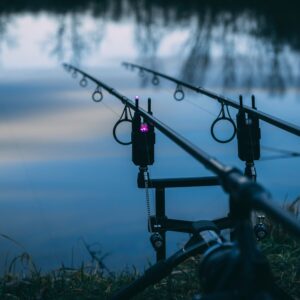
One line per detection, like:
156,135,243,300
1,200,299,299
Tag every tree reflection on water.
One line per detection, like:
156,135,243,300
44,12,105,65
0,0,299,93
0,13,14,60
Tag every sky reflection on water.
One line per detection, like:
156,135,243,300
0,8,299,272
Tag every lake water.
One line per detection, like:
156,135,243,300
0,2,299,273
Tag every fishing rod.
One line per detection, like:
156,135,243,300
63,62,300,237
122,62,300,137
63,64,300,299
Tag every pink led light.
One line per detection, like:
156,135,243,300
140,123,149,133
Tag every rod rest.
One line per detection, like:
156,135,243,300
137,174,220,189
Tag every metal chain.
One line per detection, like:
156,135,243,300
143,170,152,233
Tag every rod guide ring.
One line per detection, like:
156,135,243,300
80,77,88,87
173,85,185,101
152,76,160,86
210,117,236,143
113,119,132,145
92,87,103,102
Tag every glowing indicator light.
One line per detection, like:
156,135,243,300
140,123,149,133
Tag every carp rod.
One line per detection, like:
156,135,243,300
122,62,300,137
63,63,300,238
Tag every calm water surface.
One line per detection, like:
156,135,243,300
0,2,299,272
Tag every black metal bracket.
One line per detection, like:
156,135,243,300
137,174,220,189
137,172,226,261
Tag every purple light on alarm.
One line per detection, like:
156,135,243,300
140,123,149,133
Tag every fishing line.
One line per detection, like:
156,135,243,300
185,97,218,118
90,84,121,118
100,100,121,118
71,66,136,147
69,67,121,118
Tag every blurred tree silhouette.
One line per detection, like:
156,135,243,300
0,0,299,92
0,0,299,49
